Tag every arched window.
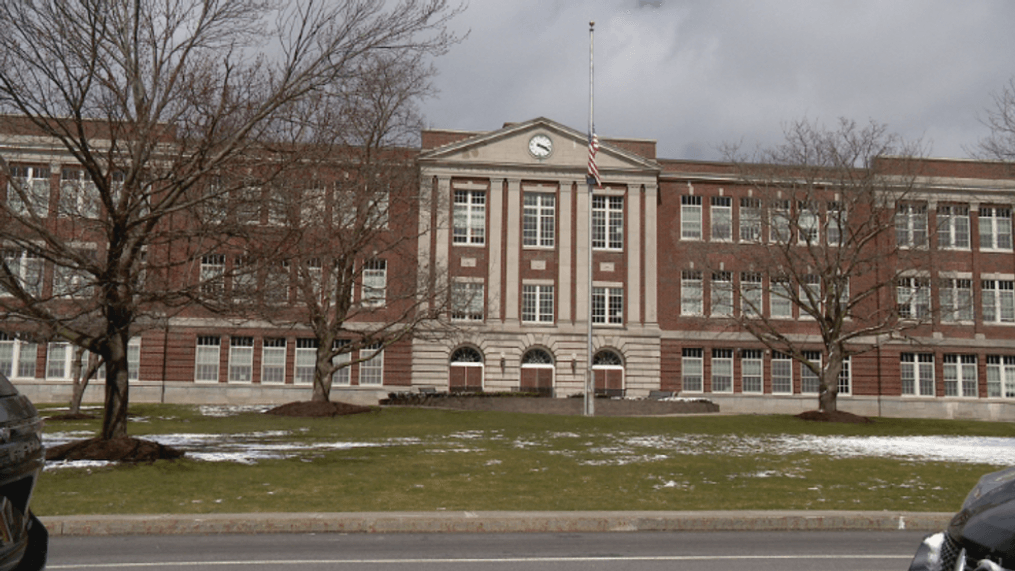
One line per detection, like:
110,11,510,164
521,348,554,365
593,349,623,367
450,346,484,364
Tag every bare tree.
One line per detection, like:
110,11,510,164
0,0,461,441
718,118,928,413
976,77,1015,162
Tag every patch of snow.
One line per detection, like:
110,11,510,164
198,405,272,417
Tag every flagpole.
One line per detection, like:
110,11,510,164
585,21,596,417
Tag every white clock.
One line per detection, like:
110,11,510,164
528,134,553,159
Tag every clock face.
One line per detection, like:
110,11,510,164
528,134,553,158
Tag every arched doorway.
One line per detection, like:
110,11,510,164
593,349,625,397
449,346,484,393
520,348,555,396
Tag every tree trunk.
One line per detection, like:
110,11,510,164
819,347,845,413
101,332,130,440
312,341,334,403
69,347,101,415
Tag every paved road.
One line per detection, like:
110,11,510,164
47,531,925,570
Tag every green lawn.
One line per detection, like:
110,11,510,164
35,405,1012,515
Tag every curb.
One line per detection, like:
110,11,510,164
40,511,954,536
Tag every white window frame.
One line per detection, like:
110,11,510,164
771,352,793,394
46,341,72,380
681,270,703,316
261,338,287,384
593,195,624,250
710,196,732,241
740,349,763,394
332,340,351,386
838,356,852,395
798,202,819,244
294,338,318,385
740,272,762,318
522,283,554,324
770,200,791,243
359,343,384,385
711,348,733,393
680,195,702,240
896,203,928,248
592,286,623,325
195,336,221,383
453,189,486,245
200,254,225,298
897,276,931,320
710,271,733,317
937,205,970,250
362,259,387,307
451,280,485,321
827,201,846,246
739,197,762,242
1,337,38,380
982,278,1015,324
770,276,793,319
522,192,555,248
681,348,703,392
940,277,974,322
59,168,100,219
901,353,935,396
986,355,1015,398
7,165,50,217
2,249,44,298
228,336,254,383
800,351,821,394
979,206,1013,251
943,354,977,397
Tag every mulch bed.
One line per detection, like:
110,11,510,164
796,410,873,424
45,413,97,421
46,437,185,462
264,400,373,417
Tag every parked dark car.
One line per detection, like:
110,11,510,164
0,371,46,571
910,466,1015,571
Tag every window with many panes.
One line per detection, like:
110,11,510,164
46,342,71,379
770,276,793,319
53,248,96,299
195,336,221,383
453,189,486,245
838,356,852,395
940,278,974,322
592,195,624,249
523,192,555,247
228,337,254,383
896,203,928,247
200,254,225,298
680,195,702,240
522,284,554,323
1,337,38,380
770,200,791,243
362,259,386,307
799,274,820,318
681,348,703,392
897,276,931,319
451,280,484,321
359,343,384,385
987,355,1015,398
943,354,977,397
1,249,44,297
710,271,733,317
740,198,762,242
740,272,762,317
801,351,821,393
798,202,819,244
979,206,1013,250
901,353,935,396
711,349,733,393
0,333,13,378
937,205,970,249
332,340,351,386
7,166,50,217
262,338,287,384
827,201,845,246
771,352,792,394
982,279,1015,323
592,286,623,325
59,168,100,218
232,256,257,302
741,349,763,393
681,270,703,316
710,196,731,241
294,339,318,384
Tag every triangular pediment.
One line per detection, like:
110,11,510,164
419,117,659,176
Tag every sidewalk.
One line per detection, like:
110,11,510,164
40,510,953,536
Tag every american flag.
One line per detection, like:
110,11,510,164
587,132,601,187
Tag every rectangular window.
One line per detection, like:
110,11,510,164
741,349,763,393
711,349,733,393
979,207,1013,250
451,281,485,321
359,343,384,385
827,201,845,246
262,338,287,384
2,249,44,297
195,336,221,383
522,284,555,323
986,355,1015,398
200,254,225,298
592,195,624,249
592,286,623,325
982,279,1015,323
681,270,703,316
228,336,254,383
897,276,931,319
362,259,387,307
236,184,261,225
59,168,100,218
800,351,821,394
710,271,733,317
681,348,703,392
0,334,12,378
838,356,852,395
799,274,821,318
265,260,290,305
46,342,71,379
453,189,486,245
740,272,762,317
710,196,731,241
7,165,50,217
740,198,762,242
798,202,819,244
523,192,556,247
680,195,702,240
896,203,928,247
232,256,257,302
900,353,935,396
940,278,974,322
15,341,37,379
771,352,792,394
770,200,791,243
943,354,977,397
332,340,351,386
52,248,96,299
937,205,970,249
770,276,793,319
294,338,318,385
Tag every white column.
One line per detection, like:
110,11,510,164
504,178,521,322
558,180,573,323
487,177,504,321
644,182,659,325
575,184,591,324
626,184,641,326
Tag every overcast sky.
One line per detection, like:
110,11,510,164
422,0,1015,161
